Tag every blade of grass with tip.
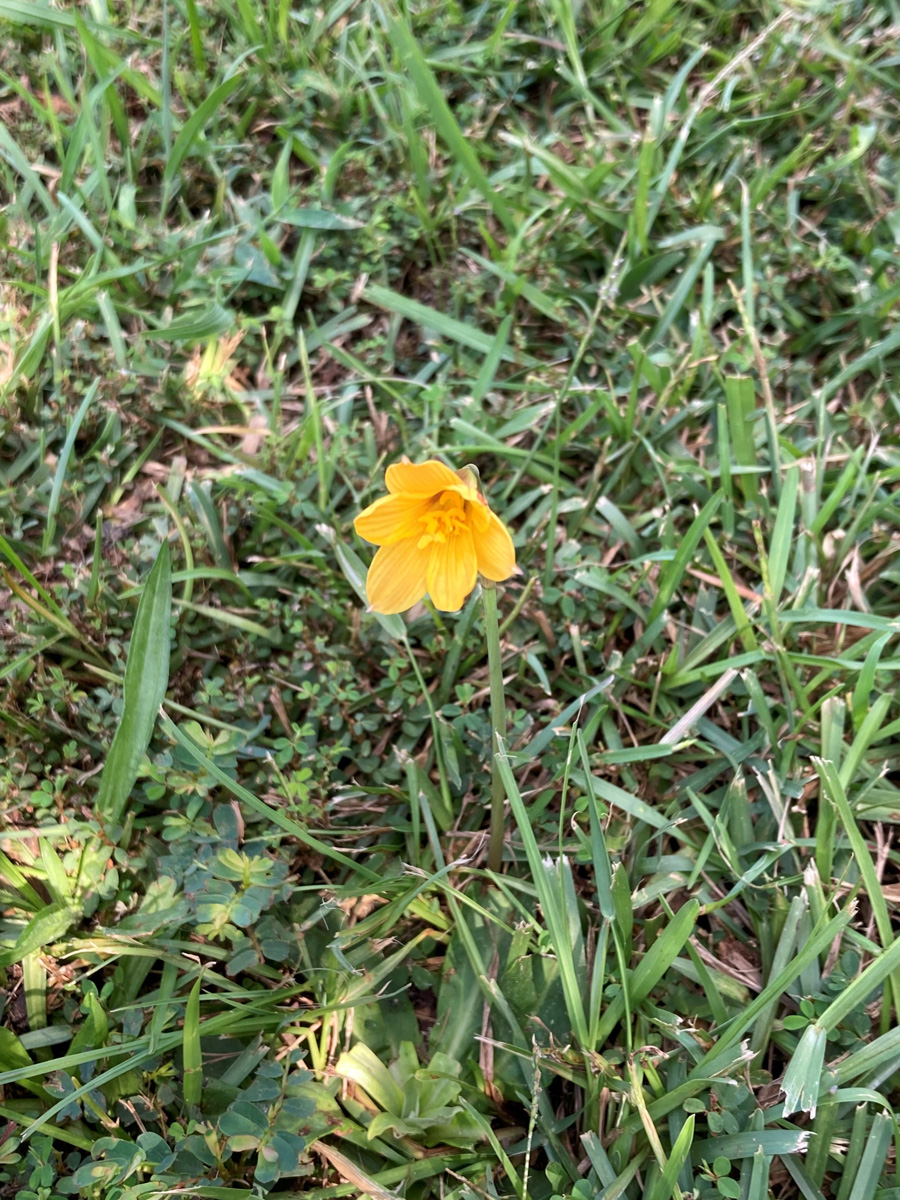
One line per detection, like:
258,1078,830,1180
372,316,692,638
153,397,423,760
496,748,590,1046
646,1114,694,1200
592,900,700,1047
846,1109,892,1200
724,376,760,508
43,379,100,553
838,693,892,788
649,491,723,623
363,283,524,361
768,463,799,604
577,730,614,920
163,74,243,185
182,975,203,1109
387,15,515,235
94,540,172,825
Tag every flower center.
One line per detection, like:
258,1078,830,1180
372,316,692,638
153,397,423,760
416,491,469,549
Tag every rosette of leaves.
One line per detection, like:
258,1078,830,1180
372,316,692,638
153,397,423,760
59,1133,174,1194
193,848,290,938
216,1064,342,1186
336,1042,483,1147
216,1102,309,1187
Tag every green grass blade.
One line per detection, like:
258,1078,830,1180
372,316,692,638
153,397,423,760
815,756,900,1020
692,905,853,1073
768,463,799,603
649,491,723,623
94,540,172,825
387,14,515,235
181,975,202,1110
646,1113,694,1200
43,379,100,553
363,283,523,360
782,1022,828,1117
497,749,590,1046
593,900,699,1046
577,730,614,920
846,1110,892,1200
724,376,760,508
163,75,244,185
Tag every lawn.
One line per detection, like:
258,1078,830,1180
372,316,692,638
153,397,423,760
2,1,900,1198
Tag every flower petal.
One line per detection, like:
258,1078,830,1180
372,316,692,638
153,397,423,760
427,529,478,612
471,508,516,581
365,539,430,614
354,493,433,546
385,458,460,497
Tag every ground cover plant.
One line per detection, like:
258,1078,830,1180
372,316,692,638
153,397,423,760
1,0,900,1197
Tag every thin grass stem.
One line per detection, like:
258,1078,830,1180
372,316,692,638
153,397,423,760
482,581,507,873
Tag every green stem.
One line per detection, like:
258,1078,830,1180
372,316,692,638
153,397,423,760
403,638,454,821
299,330,328,512
482,581,507,872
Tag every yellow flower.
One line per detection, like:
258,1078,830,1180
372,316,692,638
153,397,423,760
354,458,517,614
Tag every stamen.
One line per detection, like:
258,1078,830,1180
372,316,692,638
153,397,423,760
416,491,470,549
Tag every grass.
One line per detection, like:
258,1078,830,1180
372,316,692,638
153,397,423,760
1,0,900,1197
